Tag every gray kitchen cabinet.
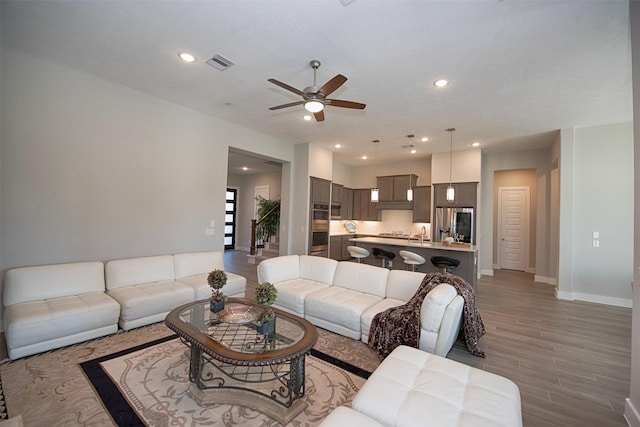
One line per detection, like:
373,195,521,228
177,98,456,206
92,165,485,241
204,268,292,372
377,175,418,202
433,182,477,207
331,183,344,205
311,177,331,204
353,189,379,221
329,236,342,260
412,186,431,222
342,187,354,219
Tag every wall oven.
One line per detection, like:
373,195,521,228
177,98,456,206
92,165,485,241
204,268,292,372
310,230,329,256
312,203,329,230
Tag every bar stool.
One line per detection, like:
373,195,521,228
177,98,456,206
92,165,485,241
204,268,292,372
372,247,395,269
399,250,426,272
347,246,370,263
430,256,460,274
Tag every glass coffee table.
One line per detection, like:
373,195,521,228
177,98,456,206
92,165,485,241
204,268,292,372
165,298,318,424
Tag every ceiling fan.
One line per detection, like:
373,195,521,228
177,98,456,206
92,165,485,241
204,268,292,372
268,60,366,122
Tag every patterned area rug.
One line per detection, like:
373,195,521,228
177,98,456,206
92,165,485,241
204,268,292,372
0,323,381,426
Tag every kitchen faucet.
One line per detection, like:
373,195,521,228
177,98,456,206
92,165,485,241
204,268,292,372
420,226,426,244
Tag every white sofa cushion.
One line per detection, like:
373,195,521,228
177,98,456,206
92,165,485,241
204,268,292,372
4,292,120,358
107,280,194,330
299,255,338,284
4,262,106,306
173,251,246,299
304,286,383,340
352,345,522,427
105,255,176,290
332,262,388,298
178,273,246,300
257,255,300,284
272,278,330,316
318,406,386,427
385,270,425,300
173,251,224,279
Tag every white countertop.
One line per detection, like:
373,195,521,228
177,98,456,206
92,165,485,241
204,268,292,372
349,236,478,253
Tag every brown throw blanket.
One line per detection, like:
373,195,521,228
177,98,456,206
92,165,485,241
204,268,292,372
368,272,486,358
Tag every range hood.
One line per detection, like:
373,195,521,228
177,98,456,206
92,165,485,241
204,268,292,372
375,201,413,210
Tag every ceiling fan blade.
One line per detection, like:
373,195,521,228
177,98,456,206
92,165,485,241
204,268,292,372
269,101,304,110
268,79,305,96
326,99,366,110
314,110,325,122
318,74,347,97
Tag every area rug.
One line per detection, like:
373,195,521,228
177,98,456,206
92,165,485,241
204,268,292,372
0,323,381,426
81,337,370,426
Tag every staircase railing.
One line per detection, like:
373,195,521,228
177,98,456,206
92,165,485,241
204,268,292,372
250,202,280,256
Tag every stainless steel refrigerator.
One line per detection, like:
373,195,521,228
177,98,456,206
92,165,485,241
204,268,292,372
433,207,474,244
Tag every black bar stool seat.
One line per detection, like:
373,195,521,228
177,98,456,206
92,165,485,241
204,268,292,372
373,247,395,269
430,256,460,273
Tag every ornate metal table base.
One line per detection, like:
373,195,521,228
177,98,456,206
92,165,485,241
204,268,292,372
188,346,308,424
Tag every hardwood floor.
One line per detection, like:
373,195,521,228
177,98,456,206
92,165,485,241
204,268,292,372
224,250,632,427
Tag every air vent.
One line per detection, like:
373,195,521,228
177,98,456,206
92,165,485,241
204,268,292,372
206,54,235,71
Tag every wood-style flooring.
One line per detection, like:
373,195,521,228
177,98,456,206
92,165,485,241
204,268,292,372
224,250,632,427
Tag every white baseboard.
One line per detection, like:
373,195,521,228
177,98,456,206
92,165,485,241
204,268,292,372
480,269,494,277
236,245,250,252
555,289,632,308
534,275,556,284
626,398,640,427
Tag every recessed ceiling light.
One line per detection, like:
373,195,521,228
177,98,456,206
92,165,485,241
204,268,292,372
362,155,368,160
421,137,429,142
334,144,342,148
411,148,417,154
242,166,248,171
434,79,449,88
178,52,196,63
303,114,312,121
471,142,481,147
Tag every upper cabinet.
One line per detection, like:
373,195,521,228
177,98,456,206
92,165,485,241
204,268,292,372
412,186,431,223
331,183,344,205
376,174,418,209
378,175,418,202
433,182,477,207
352,188,380,221
311,177,331,204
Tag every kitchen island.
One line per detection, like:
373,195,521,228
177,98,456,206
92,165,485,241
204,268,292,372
349,236,478,288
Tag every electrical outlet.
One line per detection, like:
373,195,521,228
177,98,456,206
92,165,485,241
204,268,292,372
205,228,215,236
593,231,599,239
592,240,599,248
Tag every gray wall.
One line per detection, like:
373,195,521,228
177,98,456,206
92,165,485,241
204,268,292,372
0,47,296,328
557,123,633,306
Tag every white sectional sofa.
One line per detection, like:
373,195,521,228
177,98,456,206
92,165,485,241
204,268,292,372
320,345,522,427
3,262,121,360
257,255,464,356
3,251,246,359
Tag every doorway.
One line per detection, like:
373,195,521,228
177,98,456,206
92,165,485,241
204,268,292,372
497,186,530,271
225,188,237,250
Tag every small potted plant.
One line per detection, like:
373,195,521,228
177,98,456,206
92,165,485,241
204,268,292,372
254,282,278,335
207,269,228,312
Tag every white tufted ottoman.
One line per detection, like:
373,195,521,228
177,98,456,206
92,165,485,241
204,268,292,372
320,345,522,427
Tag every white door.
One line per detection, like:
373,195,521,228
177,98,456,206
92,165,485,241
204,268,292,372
498,187,529,271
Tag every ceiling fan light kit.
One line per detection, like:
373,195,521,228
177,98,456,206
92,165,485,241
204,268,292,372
268,59,366,122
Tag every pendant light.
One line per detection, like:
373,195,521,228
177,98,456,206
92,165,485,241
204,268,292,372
406,134,414,201
370,139,380,202
446,128,456,202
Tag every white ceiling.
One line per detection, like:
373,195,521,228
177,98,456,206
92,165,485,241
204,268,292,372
1,0,632,170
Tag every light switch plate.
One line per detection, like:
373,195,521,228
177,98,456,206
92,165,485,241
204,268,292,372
593,231,599,239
